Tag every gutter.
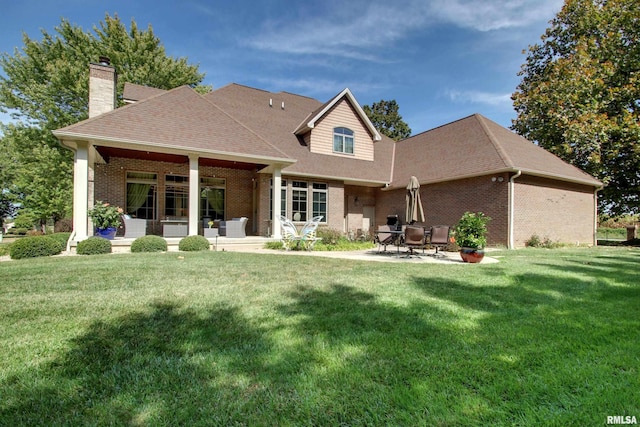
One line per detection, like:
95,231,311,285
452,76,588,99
508,170,522,249
52,130,296,167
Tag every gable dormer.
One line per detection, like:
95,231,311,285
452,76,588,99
294,88,381,162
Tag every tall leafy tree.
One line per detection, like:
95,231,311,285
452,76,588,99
512,0,640,215
363,99,412,141
0,14,208,223
2,124,72,225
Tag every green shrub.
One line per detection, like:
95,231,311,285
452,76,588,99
131,235,168,253
9,236,63,259
316,228,343,245
9,228,29,236
0,243,12,257
48,232,72,252
525,234,562,248
178,235,210,251
77,236,112,255
13,212,37,230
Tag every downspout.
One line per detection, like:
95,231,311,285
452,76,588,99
508,170,522,249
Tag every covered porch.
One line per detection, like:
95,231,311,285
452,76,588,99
57,140,293,242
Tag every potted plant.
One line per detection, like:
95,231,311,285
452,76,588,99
88,201,123,240
453,211,491,263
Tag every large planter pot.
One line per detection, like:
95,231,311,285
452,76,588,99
95,227,117,240
204,228,219,238
459,247,485,263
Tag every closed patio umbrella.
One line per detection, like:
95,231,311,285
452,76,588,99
405,175,425,224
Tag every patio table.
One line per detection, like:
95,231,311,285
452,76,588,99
161,219,188,237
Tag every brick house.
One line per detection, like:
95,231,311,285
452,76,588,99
53,62,602,247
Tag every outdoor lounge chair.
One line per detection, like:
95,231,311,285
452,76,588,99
220,217,248,238
122,215,147,239
404,225,426,257
429,225,450,257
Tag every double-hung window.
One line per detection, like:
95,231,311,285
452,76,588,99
312,183,327,220
333,127,354,154
279,180,328,222
292,181,308,222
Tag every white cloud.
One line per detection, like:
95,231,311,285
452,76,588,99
246,0,562,59
431,0,563,31
247,2,422,61
446,89,513,107
255,76,387,98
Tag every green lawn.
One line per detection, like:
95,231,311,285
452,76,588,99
1,247,638,426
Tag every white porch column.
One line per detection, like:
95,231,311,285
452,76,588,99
188,154,200,236
271,167,282,238
73,141,90,240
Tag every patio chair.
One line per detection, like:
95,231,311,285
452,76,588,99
429,225,450,257
404,225,426,258
122,215,147,239
279,215,323,250
280,215,300,250
374,225,395,253
299,215,323,250
220,217,248,238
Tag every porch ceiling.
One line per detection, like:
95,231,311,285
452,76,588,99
95,146,265,170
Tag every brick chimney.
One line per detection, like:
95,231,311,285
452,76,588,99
88,57,116,118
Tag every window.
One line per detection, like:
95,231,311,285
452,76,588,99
333,127,354,154
312,183,327,220
281,180,328,222
200,177,226,221
292,181,308,221
126,172,157,219
269,179,287,220
165,175,189,217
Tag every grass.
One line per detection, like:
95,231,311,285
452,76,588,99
597,227,627,240
1,247,639,425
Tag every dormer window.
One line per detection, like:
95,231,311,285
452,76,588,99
333,127,354,154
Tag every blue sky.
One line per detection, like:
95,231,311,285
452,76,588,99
0,0,563,135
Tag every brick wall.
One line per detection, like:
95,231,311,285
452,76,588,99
514,176,596,246
375,173,596,247
95,156,256,235
375,174,510,245
255,174,345,236
94,158,597,245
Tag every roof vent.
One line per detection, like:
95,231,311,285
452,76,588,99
281,101,285,110
269,98,273,107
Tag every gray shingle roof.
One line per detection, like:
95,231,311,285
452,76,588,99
54,81,600,189
55,85,292,164
205,84,394,184
392,114,601,187
122,82,167,103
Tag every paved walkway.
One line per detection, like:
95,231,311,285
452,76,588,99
235,247,499,264
1,247,499,264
